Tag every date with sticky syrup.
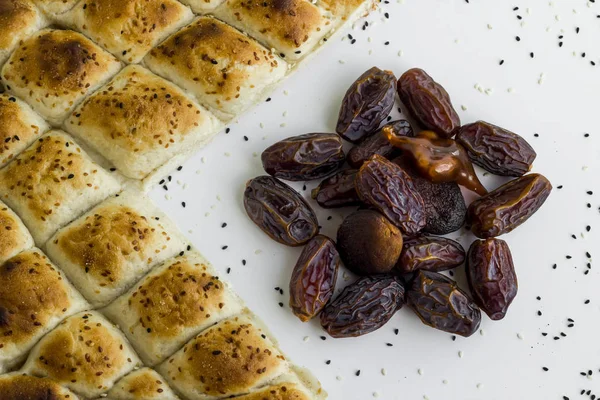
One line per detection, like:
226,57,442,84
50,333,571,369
311,169,361,208
347,119,413,168
397,236,465,274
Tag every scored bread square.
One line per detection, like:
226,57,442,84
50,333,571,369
0,0,47,69
59,0,194,64
64,65,222,180
176,0,225,15
143,17,288,121
21,311,142,398
31,0,79,16
316,0,375,27
1,29,122,126
0,200,34,265
107,367,179,400
45,191,187,308
0,248,88,374
158,311,288,400
230,373,322,400
0,94,50,168
0,130,121,246
0,373,80,400
213,0,333,62
103,251,244,366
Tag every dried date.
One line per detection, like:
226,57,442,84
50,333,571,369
467,239,518,320
408,270,481,337
456,121,537,177
397,236,465,274
289,235,340,322
355,155,426,234
244,176,319,246
320,275,405,338
347,120,413,168
397,68,460,138
261,133,345,181
467,173,552,238
336,67,397,143
311,169,361,208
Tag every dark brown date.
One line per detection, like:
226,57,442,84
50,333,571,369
393,156,466,235
320,275,405,338
456,121,537,177
467,239,517,320
336,67,397,143
467,173,552,238
337,210,403,275
244,176,319,246
311,169,361,208
289,235,340,322
261,133,345,181
397,236,465,274
355,155,426,234
347,120,413,168
397,68,460,138
408,270,481,337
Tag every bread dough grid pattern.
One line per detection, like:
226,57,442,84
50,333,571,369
0,0,373,396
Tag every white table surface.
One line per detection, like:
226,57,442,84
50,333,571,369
150,1,600,398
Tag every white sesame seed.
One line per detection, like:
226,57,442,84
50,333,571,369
259,122,264,128
418,368,424,375
280,123,286,127
477,383,484,389
224,152,231,157
339,60,346,64
517,332,524,339
255,249,262,254
397,50,403,57
373,392,380,398
461,105,467,111
303,336,310,342
165,194,171,200
443,379,449,384
188,229,194,234
487,24,493,29
381,368,387,376
336,375,343,381
480,329,485,336
458,351,464,358
507,87,515,93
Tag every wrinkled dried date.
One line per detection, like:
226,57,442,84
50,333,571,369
337,210,403,275
336,67,397,143
467,239,518,320
244,176,319,246
456,121,537,177
311,169,361,208
320,275,405,338
408,270,481,337
289,235,340,322
347,120,413,168
467,173,552,238
261,133,345,181
397,236,465,274
393,156,466,235
355,155,426,234
397,68,460,138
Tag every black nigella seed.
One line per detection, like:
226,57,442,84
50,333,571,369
499,59,505,65
159,179,165,185
386,343,393,347
227,267,231,274
168,176,172,182
534,133,539,137
560,332,566,337
163,185,168,191
566,255,572,259
327,216,332,221
302,184,307,191
326,360,331,365
552,264,557,269
571,234,577,239
513,6,518,10
181,202,186,208
384,12,389,18
179,251,184,256
586,252,592,258
585,299,591,304
530,52,534,58
586,225,591,232
356,370,361,376
222,245,228,250
541,332,548,336
559,42,563,47
177,166,183,171
587,191,593,195
243,136,249,141
576,27,580,34
67,174,74,179
109,167,116,172
394,328,399,335
266,97,271,102
516,36,521,41
537,310,542,316
351,39,356,44
222,223,227,228
320,336,326,341
536,296,541,300
542,367,549,371
451,335,456,341
225,128,230,134
278,302,283,307
384,41,390,45
348,34,353,39
557,185,563,189
242,259,246,265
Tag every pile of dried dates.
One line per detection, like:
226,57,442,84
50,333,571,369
244,66,552,338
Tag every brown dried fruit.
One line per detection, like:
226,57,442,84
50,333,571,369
397,236,465,274
261,133,345,181
347,120,413,168
355,155,426,234
336,67,397,143
244,176,318,246
386,129,487,195
467,173,552,238
289,235,340,322
311,169,361,208
320,275,405,338
397,68,460,138
456,121,537,177
467,238,518,320
337,210,403,275
408,270,481,337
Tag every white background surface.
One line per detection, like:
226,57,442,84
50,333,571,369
150,1,600,398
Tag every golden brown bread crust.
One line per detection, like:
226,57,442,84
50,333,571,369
0,374,79,400
161,314,287,398
0,0,44,67
63,0,193,63
0,130,121,245
0,94,50,168
1,29,121,125
108,368,178,399
31,0,79,16
234,383,313,400
0,202,33,264
65,65,220,179
143,17,287,119
316,0,368,21
23,312,140,397
214,0,331,61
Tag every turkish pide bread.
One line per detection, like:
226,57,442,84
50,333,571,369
0,248,88,374
45,191,186,307
0,0,46,69
1,29,121,126
103,251,243,366
59,0,194,63
21,311,142,398
64,65,222,180
0,373,79,400
106,367,179,400
0,200,34,264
